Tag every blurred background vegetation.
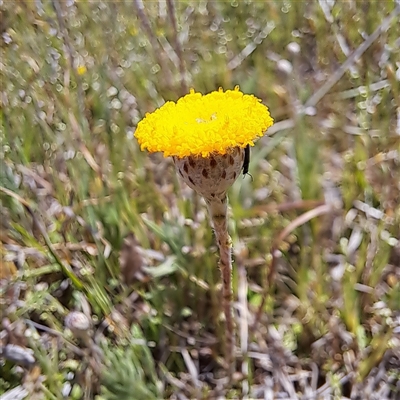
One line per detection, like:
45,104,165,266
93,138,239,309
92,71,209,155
1,1,399,399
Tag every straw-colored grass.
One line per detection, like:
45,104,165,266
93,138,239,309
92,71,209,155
1,1,399,399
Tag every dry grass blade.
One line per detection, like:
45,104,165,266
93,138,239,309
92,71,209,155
253,203,335,330
1,2,399,398
166,0,188,95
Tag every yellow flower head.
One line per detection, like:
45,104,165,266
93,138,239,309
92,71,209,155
76,65,87,75
134,86,274,158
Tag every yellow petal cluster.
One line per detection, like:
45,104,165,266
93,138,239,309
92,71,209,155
134,86,274,158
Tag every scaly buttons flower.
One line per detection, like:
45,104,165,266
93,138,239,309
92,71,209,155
134,86,274,158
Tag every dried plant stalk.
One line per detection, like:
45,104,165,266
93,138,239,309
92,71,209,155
206,196,234,365
173,147,245,366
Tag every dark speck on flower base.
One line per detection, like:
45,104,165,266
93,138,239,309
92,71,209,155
209,157,217,168
189,158,196,168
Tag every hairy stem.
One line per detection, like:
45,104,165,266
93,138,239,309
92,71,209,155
206,196,234,369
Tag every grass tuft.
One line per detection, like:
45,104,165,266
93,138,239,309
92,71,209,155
1,1,399,398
